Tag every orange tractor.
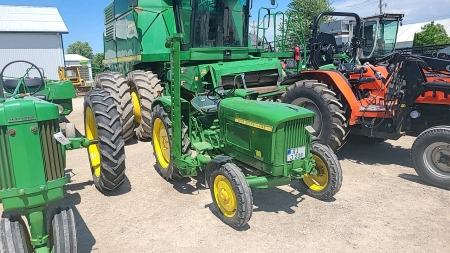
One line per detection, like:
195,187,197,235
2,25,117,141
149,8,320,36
281,12,450,189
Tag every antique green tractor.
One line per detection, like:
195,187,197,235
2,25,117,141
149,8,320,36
152,34,342,228
0,61,127,252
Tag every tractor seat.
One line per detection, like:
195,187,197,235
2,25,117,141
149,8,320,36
191,95,219,114
3,78,43,90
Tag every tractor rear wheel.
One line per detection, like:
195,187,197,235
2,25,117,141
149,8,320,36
94,72,135,141
210,163,253,228
127,70,163,140
48,206,77,253
411,127,450,190
0,215,32,253
151,104,190,180
84,88,126,192
281,79,348,151
300,143,343,200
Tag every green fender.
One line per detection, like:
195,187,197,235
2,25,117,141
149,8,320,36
152,96,190,112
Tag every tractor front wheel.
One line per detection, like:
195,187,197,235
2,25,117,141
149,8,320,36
411,127,450,190
210,163,253,228
300,143,343,200
281,79,348,151
84,88,126,192
151,104,190,180
0,215,32,253
48,206,77,253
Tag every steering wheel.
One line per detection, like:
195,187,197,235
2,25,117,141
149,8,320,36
207,84,236,100
0,60,45,96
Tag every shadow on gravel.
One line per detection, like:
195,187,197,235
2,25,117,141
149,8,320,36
204,203,251,231
397,173,450,191
252,187,306,214
337,141,412,167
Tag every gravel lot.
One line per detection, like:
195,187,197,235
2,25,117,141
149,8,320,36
4,96,449,252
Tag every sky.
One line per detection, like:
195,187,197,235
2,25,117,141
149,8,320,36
1,0,449,54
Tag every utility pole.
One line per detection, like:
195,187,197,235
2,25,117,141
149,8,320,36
379,0,387,14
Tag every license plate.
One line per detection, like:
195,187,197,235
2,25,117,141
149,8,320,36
287,146,306,162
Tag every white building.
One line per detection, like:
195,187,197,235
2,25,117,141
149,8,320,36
396,18,450,48
64,54,93,81
0,5,68,81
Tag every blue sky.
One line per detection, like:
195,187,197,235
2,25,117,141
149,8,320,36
0,0,447,54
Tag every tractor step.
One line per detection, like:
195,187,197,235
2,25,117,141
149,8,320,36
359,104,386,112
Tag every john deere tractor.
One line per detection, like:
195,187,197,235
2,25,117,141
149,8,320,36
153,33,342,228
0,61,127,252
95,0,306,142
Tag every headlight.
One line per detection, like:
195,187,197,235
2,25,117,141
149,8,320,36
57,105,64,114
410,110,420,119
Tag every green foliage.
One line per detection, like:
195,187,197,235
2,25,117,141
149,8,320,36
413,21,450,46
92,53,105,78
67,41,94,59
281,0,335,48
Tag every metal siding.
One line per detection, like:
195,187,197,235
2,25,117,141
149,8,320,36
0,33,64,81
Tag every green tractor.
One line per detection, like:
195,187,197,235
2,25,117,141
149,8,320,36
155,33,342,228
95,0,306,142
0,61,127,252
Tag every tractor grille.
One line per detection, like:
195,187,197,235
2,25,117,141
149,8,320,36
39,119,65,182
0,126,15,190
280,117,314,163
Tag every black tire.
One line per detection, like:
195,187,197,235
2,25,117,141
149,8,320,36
151,104,190,180
0,215,32,253
84,88,127,192
48,206,77,253
299,143,343,200
411,127,450,189
209,163,253,228
65,123,76,138
281,79,348,151
127,70,163,140
94,72,135,142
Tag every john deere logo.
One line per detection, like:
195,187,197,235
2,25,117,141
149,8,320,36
8,116,36,123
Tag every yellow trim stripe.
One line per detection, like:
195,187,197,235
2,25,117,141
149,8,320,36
235,118,273,132
103,54,142,65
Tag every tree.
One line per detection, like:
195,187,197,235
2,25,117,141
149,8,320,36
281,0,335,49
91,53,105,78
413,21,450,46
67,41,94,59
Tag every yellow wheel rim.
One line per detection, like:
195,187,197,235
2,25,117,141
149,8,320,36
131,86,142,124
153,118,170,169
213,175,237,218
303,154,329,191
85,107,101,178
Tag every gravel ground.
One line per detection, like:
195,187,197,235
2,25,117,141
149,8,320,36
3,96,449,253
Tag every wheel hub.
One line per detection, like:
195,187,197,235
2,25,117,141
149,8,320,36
424,142,450,173
213,175,237,217
291,97,322,135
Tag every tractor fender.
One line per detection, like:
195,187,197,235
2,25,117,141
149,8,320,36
151,96,189,112
204,156,233,189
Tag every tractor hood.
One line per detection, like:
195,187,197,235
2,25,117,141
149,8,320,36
0,97,59,126
219,97,314,132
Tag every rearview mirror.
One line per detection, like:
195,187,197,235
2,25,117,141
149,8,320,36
271,0,276,5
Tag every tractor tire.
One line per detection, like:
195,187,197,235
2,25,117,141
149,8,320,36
0,215,32,253
127,70,163,140
411,127,450,190
48,206,77,253
84,88,126,192
151,104,190,180
281,79,348,151
299,143,343,200
210,163,253,228
94,72,135,142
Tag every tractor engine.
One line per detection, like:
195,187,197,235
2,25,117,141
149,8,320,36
0,97,67,211
218,98,315,177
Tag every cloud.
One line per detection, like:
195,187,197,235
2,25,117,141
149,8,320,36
332,0,449,24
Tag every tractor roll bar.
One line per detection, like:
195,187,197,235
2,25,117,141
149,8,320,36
311,12,362,65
